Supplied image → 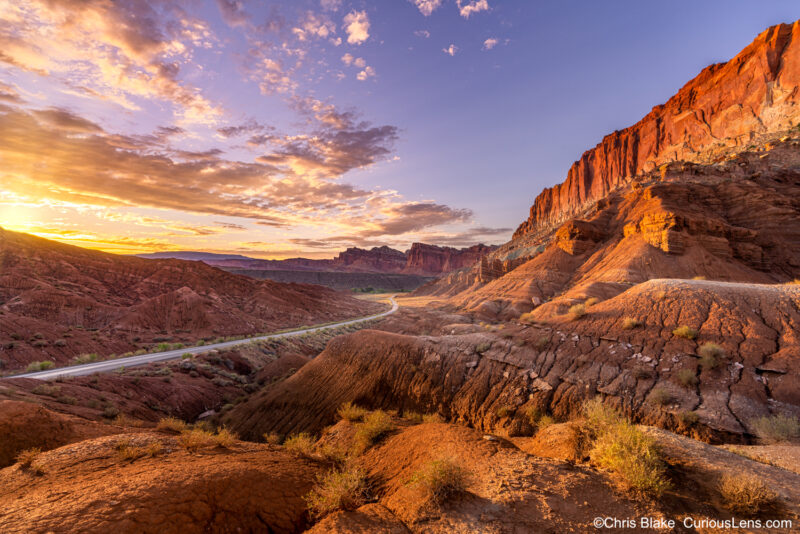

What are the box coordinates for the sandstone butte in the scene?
[515,20,800,238]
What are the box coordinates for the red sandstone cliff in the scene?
[402,243,496,275]
[515,20,800,238]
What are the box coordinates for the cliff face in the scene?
[333,246,407,273]
[515,21,800,238]
[402,243,496,276]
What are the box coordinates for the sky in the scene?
[1,1,798,259]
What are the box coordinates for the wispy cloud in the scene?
[443,44,459,56]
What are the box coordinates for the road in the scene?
[9,296,398,381]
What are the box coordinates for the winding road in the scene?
[9,296,398,381]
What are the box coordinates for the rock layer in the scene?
[515,20,800,238]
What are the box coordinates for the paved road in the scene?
[9,297,398,381]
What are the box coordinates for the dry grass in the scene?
[567,303,586,320]
[582,398,670,497]
[697,342,725,370]
[112,414,148,428]
[178,427,237,452]
[750,414,800,443]
[263,432,282,445]
[649,387,672,406]
[305,466,368,518]
[718,474,776,516]
[621,317,642,330]
[495,405,514,418]
[679,411,699,425]
[672,325,697,339]
[156,417,189,433]
[403,411,424,423]
[584,297,600,307]
[353,410,395,454]
[410,457,469,505]
[337,402,369,422]
[16,447,42,469]
[676,368,698,387]
[518,311,535,323]
[422,413,444,424]
[284,433,316,457]
[525,406,554,432]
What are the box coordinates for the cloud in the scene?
[293,11,336,42]
[411,0,443,16]
[359,203,472,237]
[320,0,342,11]
[443,44,458,56]
[457,0,489,18]
[31,108,103,133]
[0,82,24,104]
[0,103,417,235]
[483,37,498,50]
[341,53,354,66]
[215,0,249,28]
[216,121,268,139]
[356,66,376,81]
[414,30,431,38]
[343,11,370,45]
[0,0,221,124]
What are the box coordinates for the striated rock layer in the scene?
[516,20,800,238]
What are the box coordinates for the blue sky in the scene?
[1,0,798,257]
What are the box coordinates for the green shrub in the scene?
[672,326,697,339]
[305,467,367,518]
[750,414,800,443]
[73,353,98,364]
[26,361,55,372]
[410,457,469,505]
[475,342,491,354]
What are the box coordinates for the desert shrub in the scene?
[410,457,469,505]
[621,317,641,330]
[495,405,514,418]
[475,342,492,354]
[156,343,171,352]
[353,410,394,454]
[33,332,44,339]
[676,368,698,387]
[584,297,600,307]
[73,353,98,364]
[534,336,549,351]
[536,414,556,432]
[567,303,586,320]
[518,311,535,323]
[718,474,775,515]
[583,397,624,435]
[589,420,670,496]
[115,439,144,461]
[102,405,120,419]
[422,413,444,423]
[672,326,697,339]
[305,466,367,518]
[53,339,66,347]
[26,361,54,372]
[57,395,77,405]
[157,417,189,433]
[284,433,316,456]
[318,444,349,465]
[403,411,424,423]
[697,343,724,370]
[146,441,164,457]
[649,387,672,406]
[113,414,147,428]
[679,411,699,425]
[750,414,800,443]
[337,402,368,422]
[32,384,61,397]
[177,427,233,451]
[692,275,707,281]
[263,432,282,445]
[16,447,42,468]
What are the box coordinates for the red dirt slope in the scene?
[0,227,382,371]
